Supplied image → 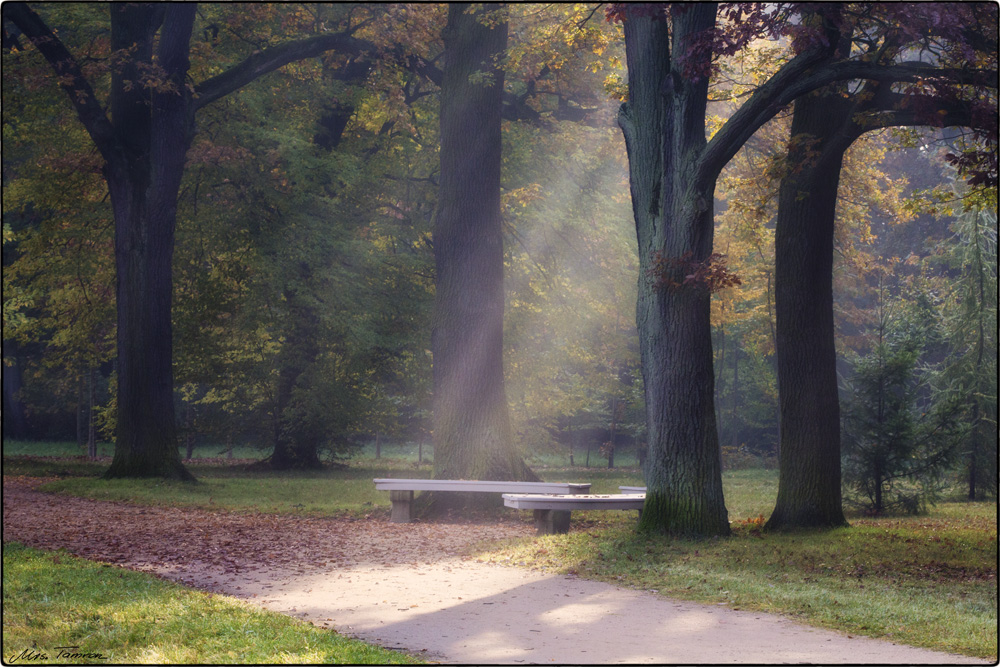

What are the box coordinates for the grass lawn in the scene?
[3,442,996,661]
[2,542,422,664]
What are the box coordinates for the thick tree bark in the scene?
[766,73,992,528]
[100,4,196,480]
[431,3,537,509]
[619,5,730,536]
[766,88,854,529]
[267,289,324,471]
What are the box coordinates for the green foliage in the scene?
[165,5,440,460]
[2,41,116,442]
[841,283,963,515]
[2,543,422,664]
[928,188,999,499]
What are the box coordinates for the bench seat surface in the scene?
[374,478,590,493]
[502,493,646,511]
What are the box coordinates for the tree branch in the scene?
[193,31,376,110]
[3,2,115,158]
[853,91,991,134]
[699,55,998,187]
[699,46,833,187]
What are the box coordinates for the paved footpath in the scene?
[159,558,987,665]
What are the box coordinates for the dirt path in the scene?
[2,477,987,664]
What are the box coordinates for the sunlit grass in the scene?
[2,542,422,664]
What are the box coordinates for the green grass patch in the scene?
[3,440,119,458]
[24,463,428,518]
[2,542,422,664]
[2,440,266,461]
[535,466,643,492]
[3,439,436,465]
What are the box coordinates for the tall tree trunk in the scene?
[268,289,324,471]
[430,3,537,507]
[874,465,884,514]
[102,4,195,481]
[967,400,979,500]
[715,318,727,407]
[767,88,852,529]
[767,271,781,459]
[619,5,730,536]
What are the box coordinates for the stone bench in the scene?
[502,493,646,534]
[373,478,591,523]
[619,486,647,494]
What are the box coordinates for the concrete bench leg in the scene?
[389,490,414,523]
[533,509,571,535]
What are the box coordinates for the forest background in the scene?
[3,3,996,512]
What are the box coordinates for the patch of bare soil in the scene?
[3,477,989,665]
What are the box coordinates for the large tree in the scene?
[2,2,380,478]
[617,4,731,535]
[431,3,538,495]
[768,4,997,529]
[613,1,996,535]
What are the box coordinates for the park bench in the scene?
[502,492,646,534]
[619,486,647,494]
[373,478,591,523]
